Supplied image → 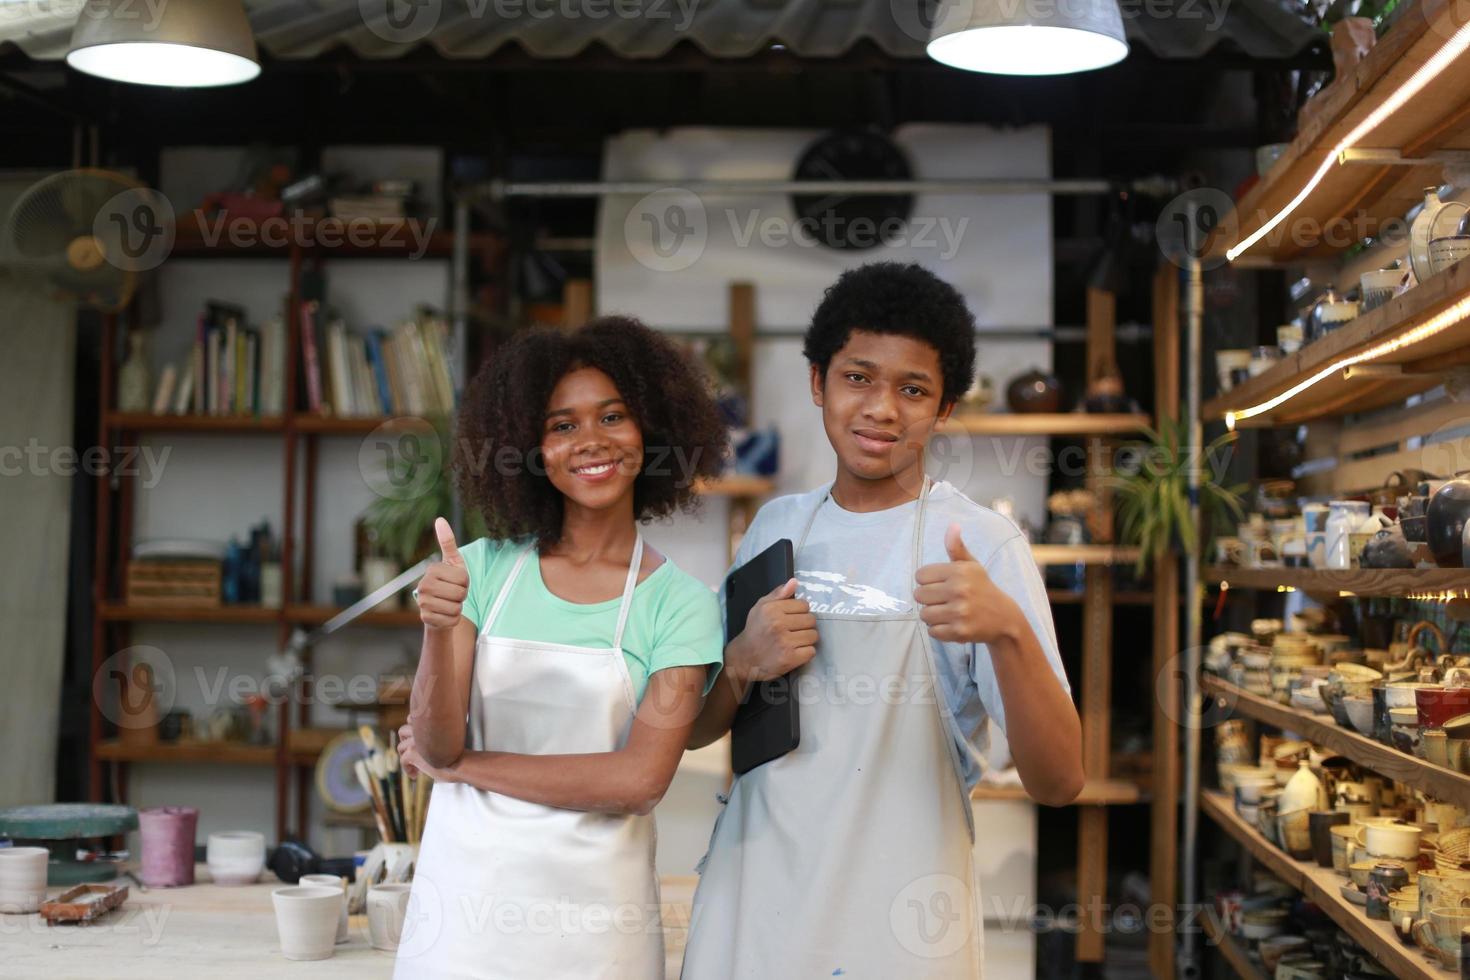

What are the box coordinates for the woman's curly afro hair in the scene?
[454,315,730,548]
[803,262,976,406]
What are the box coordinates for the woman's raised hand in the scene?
[417,517,469,632]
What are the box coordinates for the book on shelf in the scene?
[138,301,284,420]
[297,301,455,419]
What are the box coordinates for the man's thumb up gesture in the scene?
[914,523,1022,645]
[418,517,470,632]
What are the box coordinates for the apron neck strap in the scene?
[612,531,644,652]
[795,476,932,577]
[480,530,645,649]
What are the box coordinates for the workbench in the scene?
[4,865,697,977]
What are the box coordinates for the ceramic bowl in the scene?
[1350,859,1379,889]
[1259,934,1309,972]
[1239,907,1288,940]
[1360,820,1423,859]
[1418,686,1470,729]
[1387,682,1436,709]
[1343,695,1376,736]
[207,831,266,886]
[1444,712,1470,739]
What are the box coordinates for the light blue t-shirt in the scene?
[451,538,725,704]
[720,480,1070,789]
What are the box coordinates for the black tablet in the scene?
[725,538,800,775]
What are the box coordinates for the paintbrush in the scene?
[385,748,407,842]
[355,759,392,843]
[396,749,415,844]
[372,752,404,842]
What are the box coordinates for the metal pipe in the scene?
[482,176,1178,200]
[1178,209,1205,980]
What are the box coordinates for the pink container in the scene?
[139,806,198,888]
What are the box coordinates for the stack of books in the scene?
[298,302,456,418]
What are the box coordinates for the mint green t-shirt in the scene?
[450,537,724,704]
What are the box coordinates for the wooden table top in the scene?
[5,865,699,978]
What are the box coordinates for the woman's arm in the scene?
[402,665,706,816]
[409,519,476,769]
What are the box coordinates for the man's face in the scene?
[810,330,952,487]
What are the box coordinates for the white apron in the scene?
[681,479,983,979]
[395,533,665,980]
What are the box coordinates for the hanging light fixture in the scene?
[67,0,260,87]
[926,0,1129,76]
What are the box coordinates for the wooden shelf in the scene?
[1216,0,1470,265]
[1199,906,1268,980]
[695,475,775,497]
[285,604,421,628]
[1201,675,1470,809]
[105,412,286,433]
[1204,564,1470,598]
[1202,790,1452,978]
[1204,258,1470,427]
[290,413,442,434]
[943,413,1150,436]
[1031,544,1142,565]
[970,778,1146,805]
[97,602,282,624]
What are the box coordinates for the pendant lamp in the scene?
[926,0,1129,76]
[67,0,260,87]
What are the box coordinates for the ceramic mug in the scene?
[368,882,413,952]
[272,885,342,961]
[207,831,265,886]
[300,873,349,944]
[0,847,49,914]
[1368,863,1411,919]
[1416,906,1470,968]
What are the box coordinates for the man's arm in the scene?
[914,524,1084,806]
[686,578,817,749]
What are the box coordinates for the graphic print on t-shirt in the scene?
[797,568,910,614]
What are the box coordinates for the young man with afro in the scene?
[681,261,1083,980]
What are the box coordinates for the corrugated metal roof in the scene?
[0,0,1325,64]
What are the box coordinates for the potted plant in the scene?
[1107,415,1246,572]
[360,420,486,569]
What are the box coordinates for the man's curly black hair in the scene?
[454,316,730,549]
[803,262,976,406]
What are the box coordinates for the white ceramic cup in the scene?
[0,847,49,914]
[273,885,342,961]
[206,831,265,886]
[300,873,349,943]
[368,883,413,952]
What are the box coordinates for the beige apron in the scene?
[681,479,983,979]
[395,533,664,979]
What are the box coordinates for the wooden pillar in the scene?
[1075,288,1116,963]
[1149,262,1181,980]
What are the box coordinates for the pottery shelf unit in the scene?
[1212,0,1470,269]
[1201,675,1470,811]
[1203,257,1470,428]
[89,220,511,843]
[1200,790,1455,979]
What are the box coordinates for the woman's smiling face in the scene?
[541,366,645,514]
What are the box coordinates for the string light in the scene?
[1225,294,1470,424]
[1227,17,1470,262]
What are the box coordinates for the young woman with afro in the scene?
[396,315,730,979]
